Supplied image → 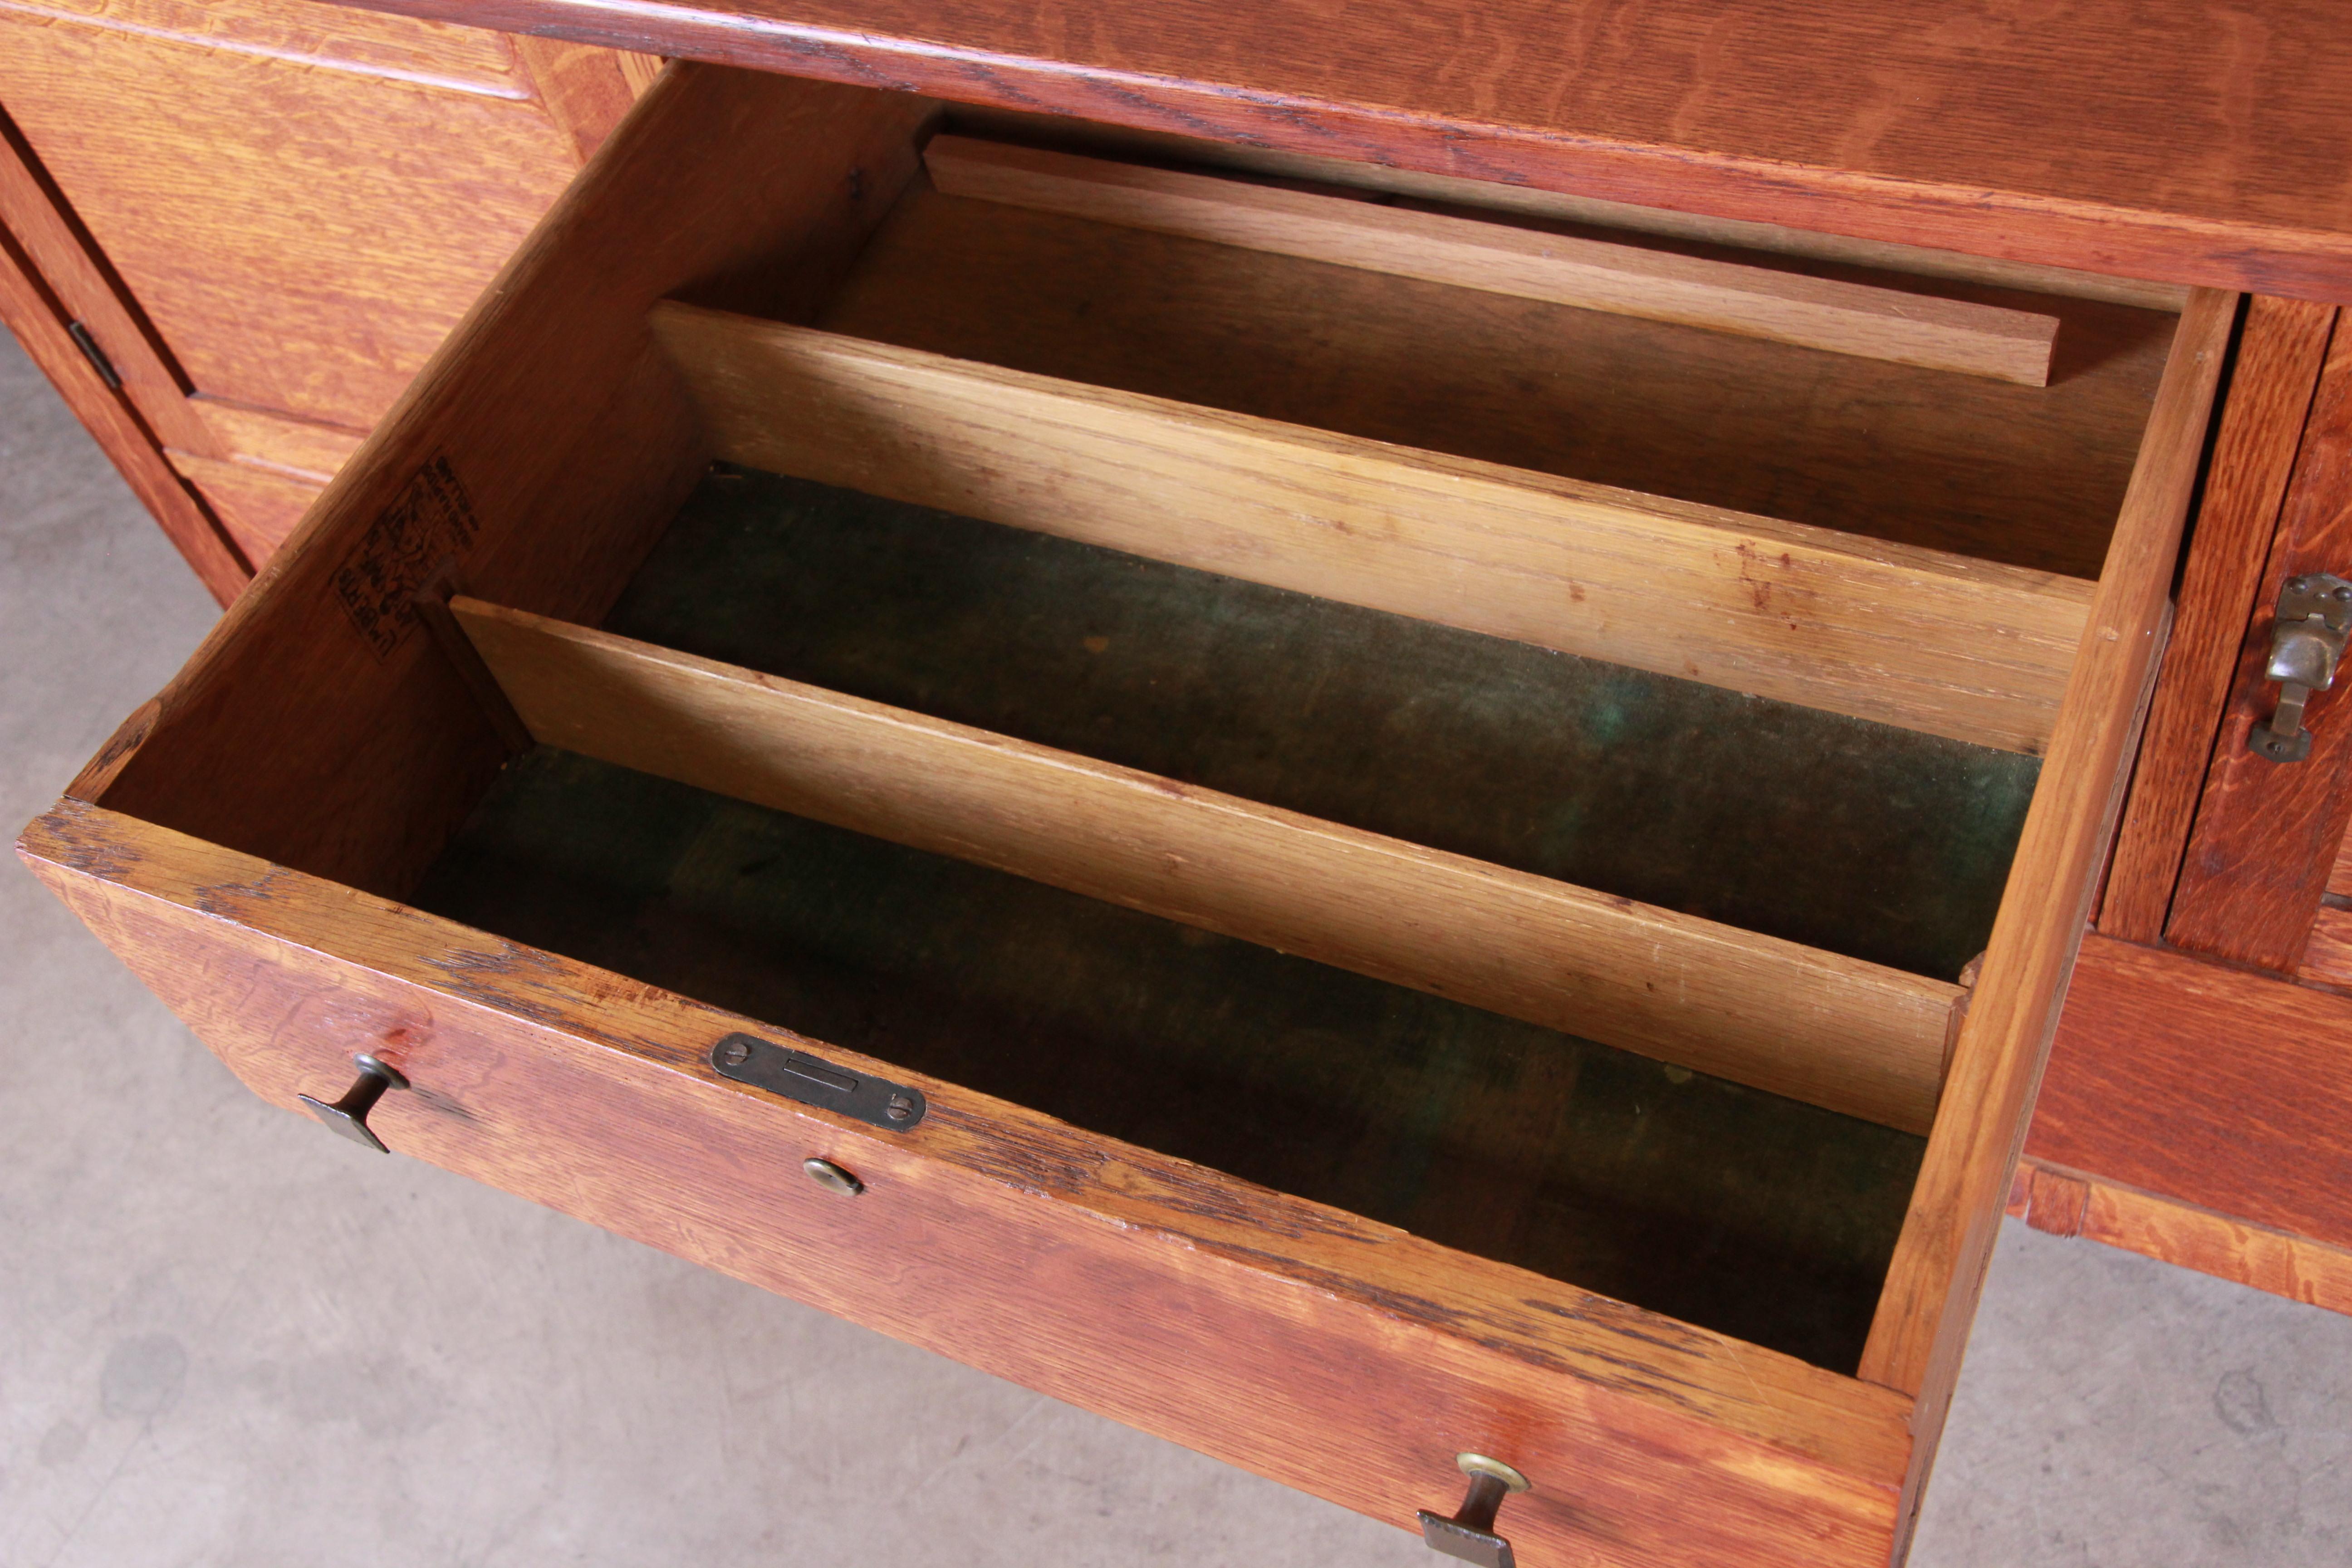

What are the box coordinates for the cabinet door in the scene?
[0,0,657,575]
[2021,299,2352,1316]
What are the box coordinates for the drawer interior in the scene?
[77,64,2218,1416]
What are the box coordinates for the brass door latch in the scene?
[2250,574,2352,764]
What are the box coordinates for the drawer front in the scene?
[22,798,1910,1568]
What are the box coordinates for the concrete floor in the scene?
[3,328,2348,1567]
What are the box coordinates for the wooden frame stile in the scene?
[2098,297,2338,941]
[0,107,249,602]
[1857,287,2236,1552]
[2166,315,2352,971]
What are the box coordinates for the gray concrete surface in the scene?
[3,328,2348,1566]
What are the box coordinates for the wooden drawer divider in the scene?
[453,597,1965,1132]
[649,303,2094,756]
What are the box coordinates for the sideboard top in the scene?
[346,0,2352,301]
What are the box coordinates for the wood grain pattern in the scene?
[20,797,1914,1568]
[167,449,324,564]
[455,598,1962,1131]
[927,137,2059,385]
[822,184,2174,582]
[0,2,588,430]
[0,0,534,95]
[2099,297,2337,941]
[2007,1155,2352,1316]
[948,107,2192,314]
[187,397,366,482]
[2332,825,2352,899]
[0,218,247,601]
[510,32,657,161]
[653,303,2094,754]
[0,103,217,456]
[2169,317,2352,971]
[91,66,935,899]
[2298,903,2352,990]
[1856,289,2232,1554]
[328,0,2352,299]
[2030,932,2352,1259]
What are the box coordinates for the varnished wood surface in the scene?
[656,303,2095,754]
[823,183,2173,581]
[0,217,248,602]
[89,66,932,897]
[20,797,1915,1568]
[167,449,325,564]
[454,597,1963,1131]
[924,136,2062,385]
[186,398,366,483]
[2030,933,2352,1260]
[951,108,2194,315]
[2100,297,2338,941]
[2168,315,2352,971]
[0,104,220,459]
[333,0,2352,300]
[2298,903,2352,992]
[1857,289,2231,1556]
[0,0,590,431]
[2007,1159,2352,1318]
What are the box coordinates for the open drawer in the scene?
[18,63,2233,1568]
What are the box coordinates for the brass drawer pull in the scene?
[297,1052,411,1153]
[1417,1453,1530,1568]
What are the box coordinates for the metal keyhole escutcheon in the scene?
[298,1052,411,1153]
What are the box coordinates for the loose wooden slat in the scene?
[823,183,2172,583]
[20,797,1914,1568]
[2099,297,2337,941]
[925,137,2060,385]
[2168,315,2352,972]
[1855,289,2233,1551]
[651,303,2093,754]
[948,108,2193,314]
[452,598,1962,1132]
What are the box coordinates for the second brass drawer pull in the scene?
[710,1032,928,1130]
